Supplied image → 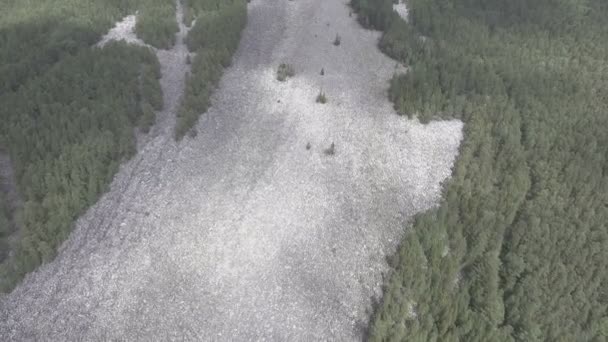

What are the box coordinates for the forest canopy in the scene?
[351,0,608,341]
[0,0,166,292]
[0,0,245,292]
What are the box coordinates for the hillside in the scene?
[0,0,461,340]
[353,0,608,340]
[1,0,605,340]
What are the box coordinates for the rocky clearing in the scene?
[0,0,462,340]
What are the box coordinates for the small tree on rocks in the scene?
[333,34,341,46]
[324,142,335,155]
[316,91,327,104]
[277,63,295,81]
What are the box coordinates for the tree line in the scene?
[0,0,247,292]
[351,0,608,340]
[175,0,247,139]
[0,0,164,292]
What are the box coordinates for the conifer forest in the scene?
[0,0,606,340]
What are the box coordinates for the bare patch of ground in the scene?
[393,1,409,22]
[0,0,462,340]
[96,14,147,48]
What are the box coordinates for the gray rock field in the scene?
[0,0,462,340]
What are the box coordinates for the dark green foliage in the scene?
[139,101,157,133]
[316,91,327,104]
[181,0,229,26]
[0,0,163,292]
[175,49,226,139]
[350,0,396,30]
[361,0,608,340]
[135,0,179,49]
[0,0,172,92]
[0,192,10,262]
[277,63,296,82]
[175,0,247,140]
[140,63,164,110]
[185,1,246,53]
[0,43,161,292]
[0,198,8,236]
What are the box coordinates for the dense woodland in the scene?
[0,192,10,262]
[0,0,243,292]
[352,0,608,340]
[135,0,180,49]
[0,0,166,291]
[175,0,247,139]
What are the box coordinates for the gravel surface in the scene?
[0,0,462,340]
